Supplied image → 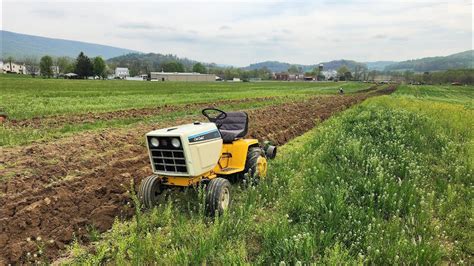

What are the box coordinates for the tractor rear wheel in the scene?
[245,147,267,184]
[206,178,231,216]
[138,175,162,209]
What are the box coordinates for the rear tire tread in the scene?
[245,147,265,184]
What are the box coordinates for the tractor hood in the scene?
[145,122,223,177]
[146,122,220,142]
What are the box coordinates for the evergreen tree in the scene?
[74,52,93,79]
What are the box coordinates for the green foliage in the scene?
[68,90,472,264]
[106,52,197,75]
[159,61,185,72]
[337,65,352,80]
[92,56,107,78]
[74,52,93,78]
[39,55,53,77]
[383,69,474,84]
[55,56,74,74]
[288,65,301,74]
[192,63,207,74]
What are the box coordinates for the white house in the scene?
[115,67,130,79]
[3,62,27,74]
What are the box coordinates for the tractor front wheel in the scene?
[138,175,163,209]
[206,178,231,216]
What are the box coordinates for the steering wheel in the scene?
[202,108,227,123]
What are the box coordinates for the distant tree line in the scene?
[5,52,108,79]
[5,52,472,84]
[387,69,474,84]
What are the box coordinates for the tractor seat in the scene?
[216,112,249,143]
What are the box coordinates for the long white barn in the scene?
[150,72,215,82]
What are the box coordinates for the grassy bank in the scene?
[66,87,472,264]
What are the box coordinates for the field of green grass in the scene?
[0,75,373,147]
[66,85,473,264]
[0,75,366,120]
[394,84,474,108]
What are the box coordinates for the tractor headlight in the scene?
[150,137,159,147]
[171,138,181,148]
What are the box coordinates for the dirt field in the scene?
[0,85,396,263]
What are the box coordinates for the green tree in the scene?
[92,56,107,79]
[159,61,185,72]
[74,52,93,79]
[337,65,350,78]
[40,55,54,77]
[337,65,353,81]
[56,56,73,74]
[192,63,207,74]
[288,65,300,74]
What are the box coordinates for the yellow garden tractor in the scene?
[138,108,277,215]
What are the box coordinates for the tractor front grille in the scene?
[148,137,187,174]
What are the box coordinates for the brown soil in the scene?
[355,84,379,94]
[6,96,280,129]
[0,85,396,263]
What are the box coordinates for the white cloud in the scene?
[2,0,472,66]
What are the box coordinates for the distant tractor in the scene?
[139,108,277,215]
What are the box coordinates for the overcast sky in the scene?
[2,0,473,66]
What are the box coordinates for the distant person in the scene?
[339,87,344,94]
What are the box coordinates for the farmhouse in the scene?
[3,62,27,74]
[115,67,130,79]
[274,73,289,80]
[150,72,215,82]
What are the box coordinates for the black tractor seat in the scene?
[216,112,249,143]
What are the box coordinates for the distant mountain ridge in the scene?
[364,61,397,71]
[0,30,137,59]
[383,50,473,72]
[1,31,471,73]
[244,50,473,73]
